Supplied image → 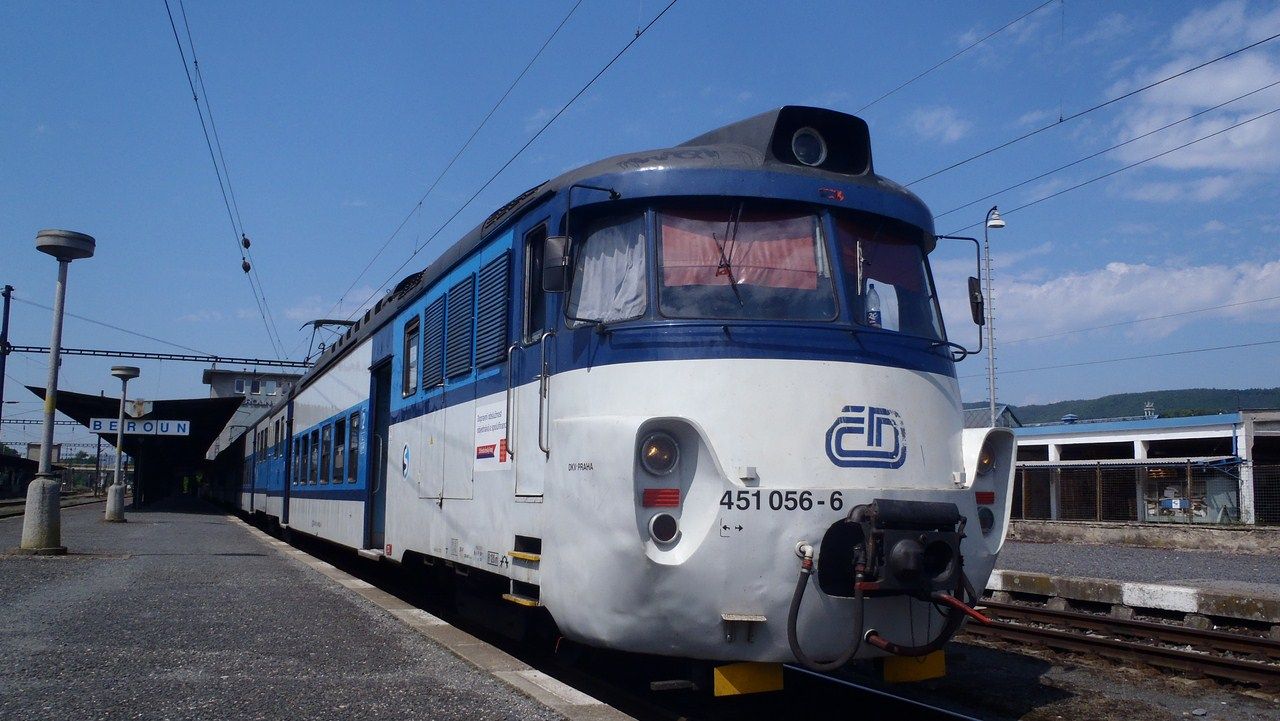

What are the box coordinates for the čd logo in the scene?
[825,405,907,469]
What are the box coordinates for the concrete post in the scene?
[1134,440,1149,522]
[1238,416,1256,525]
[105,367,138,523]
[1048,443,1062,520]
[18,230,94,555]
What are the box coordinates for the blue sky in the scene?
[3,1,1279,449]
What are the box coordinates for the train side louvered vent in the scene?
[422,296,445,389]
[445,275,475,378]
[475,252,510,369]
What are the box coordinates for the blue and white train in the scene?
[226,106,1017,682]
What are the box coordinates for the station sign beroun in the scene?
[89,418,190,436]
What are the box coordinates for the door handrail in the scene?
[505,342,520,459]
[538,330,554,456]
[372,433,384,494]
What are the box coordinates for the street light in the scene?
[104,366,139,523]
[984,207,1005,428]
[18,229,95,555]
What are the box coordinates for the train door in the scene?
[512,222,551,497]
[369,361,391,550]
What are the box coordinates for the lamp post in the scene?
[104,366,139,523]
[18,229,95,555]
[984,207,1005,428]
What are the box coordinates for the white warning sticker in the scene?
[473,400,510,473]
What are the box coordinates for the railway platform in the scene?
[0,498,620,721]
[992,540,1280,635]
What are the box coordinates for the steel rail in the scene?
[967,617,1280,686]
[981,600,1280,660]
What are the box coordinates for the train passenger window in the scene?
[567,214,647,324]
[523,225,547,342]
[402,317,420,396]
[291,438,299,485]
[333,417,346,483]
[835,216,943,341]
[320,426,332,483]
[309,430,320,484]
[422,297,445,390]
[272,420,280,457]
[347,412,360,483]
[445,275,476,378]
[658,207,835,320]
[475,252,510,368]
[299,433,309,485]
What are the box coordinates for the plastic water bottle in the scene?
[866,283,882,328]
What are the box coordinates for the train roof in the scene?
[296,105,933,389]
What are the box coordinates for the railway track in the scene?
[967,599,1280,687]
[272,518,975,720]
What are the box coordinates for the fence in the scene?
[1011,461,1280,527]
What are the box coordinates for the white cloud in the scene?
[1074,12,1135,47]
[178,310,224,323]
[1016,108,1055,127]
[284,286,378,322]
[1201,219,1228,233]
[1105,2,1280,174]
[1120,175,1239,203]
[909,106,972,144]
[962,259,1280,344]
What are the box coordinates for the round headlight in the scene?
[791,127,828,167]
[976,446,995,476]
[639,431,679,476]
[649,512,679,544]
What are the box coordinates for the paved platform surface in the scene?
[0,499,563,721]
[999,540,1280,587]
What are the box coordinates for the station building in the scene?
[1008,411,1280,527]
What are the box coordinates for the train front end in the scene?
[537,106,1018,682]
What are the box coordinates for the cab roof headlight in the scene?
[639,431,679,476]
[791,127,828,167]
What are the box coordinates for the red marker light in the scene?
[974,491,996,505]
[642,488,680,507]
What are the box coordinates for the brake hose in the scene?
[786,544,866,671]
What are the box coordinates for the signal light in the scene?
[976,446,995,475]
[974,491,996,505]
[639,431,679,476]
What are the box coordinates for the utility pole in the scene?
[0,285,13,427]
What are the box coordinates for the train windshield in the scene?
[657,207,837,320]
[834,214,944,341]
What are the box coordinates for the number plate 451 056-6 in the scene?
[718,490,844,512]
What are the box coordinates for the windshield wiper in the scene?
[713,202,745,307]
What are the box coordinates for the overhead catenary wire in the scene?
[944,104,1280,234]
[162,0,285,359]
[960,338,1280,379]
[10,294,214,356]
[328,0,587,318]
[907,30,1280,187]
[856,0,1057,114]
[933,78,1280,220]
[343,0,681,323]
[178,0,287,357]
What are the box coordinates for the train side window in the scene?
[299,433,310,485]
[567,213,647,324]
[475,252,510,368]
[347,412,361,483]
[402,317,420,396]
[320,426,332,484]
[333,417,346,484]
[291,436,299,485]
[309,430,320,484]
[272,419,280,457]
[523,225,547,342]
[445,275,476,378]
[422,297,445,390]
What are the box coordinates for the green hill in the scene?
[1008,388,1280,425]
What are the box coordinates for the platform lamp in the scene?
[984,207,1005,428]
[104,366,139,523]
[18,229,95,555]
